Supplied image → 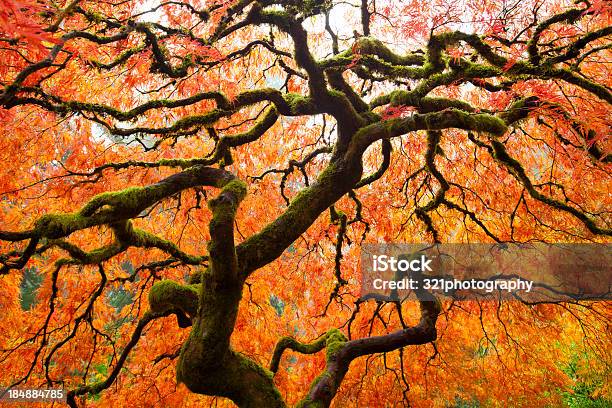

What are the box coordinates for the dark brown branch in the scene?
[67,310,172,407]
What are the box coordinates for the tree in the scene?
[0,0,610,406]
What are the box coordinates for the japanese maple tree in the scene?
[0,0,610,407]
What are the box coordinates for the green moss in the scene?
[259,10,292,31]
[79,186,146,217]
[188,268,205,284]
[207,179,247,238]
[236,352,275,381]
[179,54,195,69]
[221,179,247,202]
[463,63,500,78]
[90,45,146,71]
[329,206,345,224]
[356,37,390,58]
[388,89,415,106]
[413,70,457,97]
[283,93,316,114]
[171,110,223,130]
[178,348,286,406]
[296,372,333,408]
[468,114,507,135]
[35,213,91,239]
[499,96,540,124]
[383,117,408,135]
[148,280,200,316]
[89,11,105,23]
[83,242,123,264]
[418,109,507,136]
[420,97,475,113]
[361,110,381,123]
[325,328,347,361]
[233,88,273,106]
[298,0,332,15]
[296,398,325,408]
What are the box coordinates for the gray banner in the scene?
[360,243,611,302]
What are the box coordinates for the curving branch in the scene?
[269,332,331,373]
[66,310,173,408]
[0,166,234,274]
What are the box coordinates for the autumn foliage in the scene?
[0,0,610,407]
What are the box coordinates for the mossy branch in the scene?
[319,37,425,71]
[298,299,439,407]
[207,179,247,281]
[0,166,234,274]
[148,280,200,316]
[269,332,332,373]
[353,138,391,188]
